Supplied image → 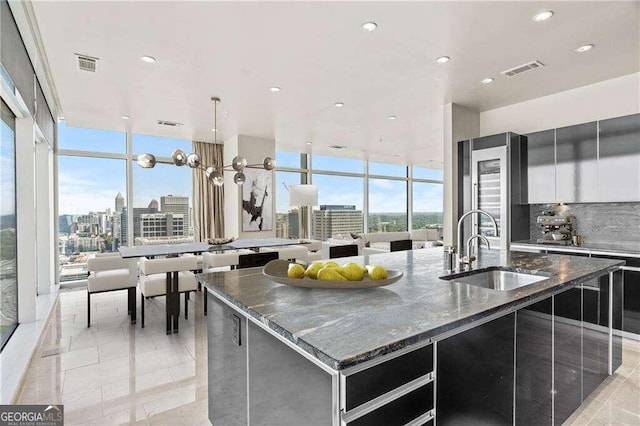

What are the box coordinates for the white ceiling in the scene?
[32,1,639,167]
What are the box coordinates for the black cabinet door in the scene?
[555,122,598,203]
[624,259,640,334]
[516,299,553,425]
[553,287,583,424]
[525,129,556,204]
[582,278,610,400]
[598,113,640,202]
[437,314,515,425]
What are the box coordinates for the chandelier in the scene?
[136,97,275,186]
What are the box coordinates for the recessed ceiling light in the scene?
[306,141,312,145]
[532,11,553,22]
[58,116,65,121]
[224,111,229,115]
[334,102,345,108]
[362,22,378,32]
[436,56,451,64]
[140,55,157,63]
[211,128,218,132]
[121,115,130,120]
[388,115,397,120]
[482,78,494,84]
[576,44,594,53]
[269,86,281,92]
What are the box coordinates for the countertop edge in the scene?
[511,242,640,258]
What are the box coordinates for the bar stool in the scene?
[139,256,198,334]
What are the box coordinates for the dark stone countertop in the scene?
[512,240,640,258]
[197,248,623,370]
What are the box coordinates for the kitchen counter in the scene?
[512,239,640,258]
[198,248,623,370]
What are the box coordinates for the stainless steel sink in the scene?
[440,267,549,291]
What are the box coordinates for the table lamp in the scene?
[288,184,318,240]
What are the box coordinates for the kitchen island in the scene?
[198,248,624,426]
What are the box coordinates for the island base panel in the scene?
[436,313,515,426]
[207,293,333,426]
[207,294,248,425]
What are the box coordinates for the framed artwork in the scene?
[241,168,273,232]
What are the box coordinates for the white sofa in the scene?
[321,229,441,257]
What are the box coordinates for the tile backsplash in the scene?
[529,203,640,244]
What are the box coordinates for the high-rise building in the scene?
[160,195,190,235]
[133,206,159,239]
[115,192,125,213]
[312,205,363,241]
[139,213,185,238]
[148,199,159,210]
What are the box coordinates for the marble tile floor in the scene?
[566,338,640,425]
[15,287,209,425]
[13,286,640,425]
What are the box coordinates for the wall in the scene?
[443,103,479,246]
[529,203,640,245]
[223,135,276,239]
[480,73,640,136]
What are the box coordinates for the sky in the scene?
[1,119,16,216]
[56,124,443,216]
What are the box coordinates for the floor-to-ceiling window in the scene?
[412,166,444,239]
[57,123,127,282]
[275,151,443,242]
[57,124,194,282]
[274,151,307,238]
[368,162,408,233]
[0,100,17,350]
[311,155,365,240]
[132,134,193,245]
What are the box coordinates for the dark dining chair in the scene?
[238,251,279,269]
[329,244,358,259]
[390,239,413,252]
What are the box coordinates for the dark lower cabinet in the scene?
[516,299,553,425]
[553,286,583,424]
[623,259,640,334]
[437,314,515,426]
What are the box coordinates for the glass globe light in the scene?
[171,149,188,166]
[186,153,201,168]
[231,156,247,171]
[234,172,246,185]
[211,170,224,187]
[205,165,217,179]
[263,157,275,170]
[136,153,156,168]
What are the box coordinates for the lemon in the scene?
[287,263,305,279]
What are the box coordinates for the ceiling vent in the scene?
[75,54,98,72]
[329,144,347,149]
[157,120,184,127]
[500,60,545,77]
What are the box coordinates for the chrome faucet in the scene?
[461,234,490,271]
[456,209,498,271]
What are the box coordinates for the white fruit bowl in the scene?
[262,260,403,289]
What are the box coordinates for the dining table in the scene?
[118,237,309,334]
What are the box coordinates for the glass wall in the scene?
[312,174,364,240]
[132,134,193,245]
[57,155,126,282]
[276,152,443,242]
[368,178,407,232]
[275,171,306,238]
[1,100,17,350]
[57,124,195,282]
[412,182,444,236]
